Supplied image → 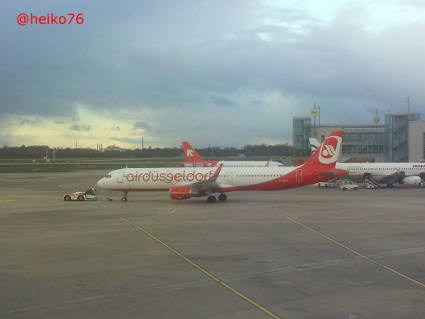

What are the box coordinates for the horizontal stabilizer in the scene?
[315,170,340,176]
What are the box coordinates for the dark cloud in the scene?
[132,121,153,133]
[70,124,91,131]
[3,1,424,118]
[19,118,43,126]
[252,99,269,106]
[212,97,238,107]
[1,0,425,148]
[111,126,121,131]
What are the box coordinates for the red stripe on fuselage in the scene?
[106,188,169,192]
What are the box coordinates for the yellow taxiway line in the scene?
[120,214,281,319]
[286,216,425,289]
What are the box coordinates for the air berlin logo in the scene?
[323,145,335,157]
[186,150,194,157]
[318,136,341,164]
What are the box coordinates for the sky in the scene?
[1,0,424,149]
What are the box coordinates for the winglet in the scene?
[212,163,223,178]
[182,142,207,163]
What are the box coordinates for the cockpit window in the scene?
[105,174,112,178]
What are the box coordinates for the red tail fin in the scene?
[302,131,343,169]
[182,142,207,163]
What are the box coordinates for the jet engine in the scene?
[401,176,421,185]
[169,187,207,200]
[169,186,192,200]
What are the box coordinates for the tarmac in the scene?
[1,170,425,319]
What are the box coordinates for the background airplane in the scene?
[309,138,424,187]
[97,131,347,203]
[182,142,284,167]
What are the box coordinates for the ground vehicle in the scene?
[63,188,97,201]
[340,180,358,191]
[315,180,337,187]
[364,180,380,189]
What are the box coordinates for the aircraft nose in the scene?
[97,178,106,189]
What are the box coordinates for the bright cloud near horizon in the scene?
[1,0,424,149]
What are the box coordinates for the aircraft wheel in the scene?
[122,197,127,202]
[218,194,227,202]
[207,196,216,203]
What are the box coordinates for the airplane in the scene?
[309,138,424,188]
[182,142,284,167]
[97,131,347,203]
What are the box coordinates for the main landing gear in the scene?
[207,193,227,203]
[122,191,128,202]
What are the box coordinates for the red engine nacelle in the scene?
[169,186,192,200]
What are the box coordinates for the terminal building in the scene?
[293,112,425,162]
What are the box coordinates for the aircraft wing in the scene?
[179,164,224,191]
[379,171,405,184]
[389,171,405,182]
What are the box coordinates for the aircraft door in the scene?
[296,169,303,182]
[117,170,124,183]
[227,171,233,182]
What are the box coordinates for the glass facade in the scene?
[385,113,419,162]
[292,117,311,157]
[342,129,385,157]
[293,112,421,162]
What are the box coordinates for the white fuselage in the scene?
[337,162,425,183]
[309,137,424,184]
[197,161,284,168]
[98,166,296,192]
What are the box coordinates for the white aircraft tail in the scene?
[309,138,321,155]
